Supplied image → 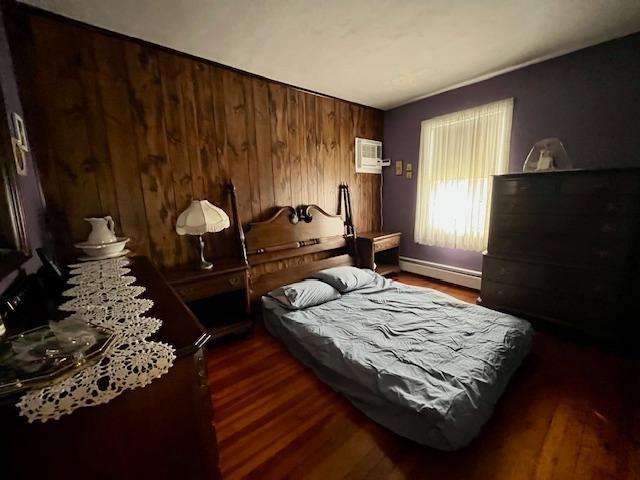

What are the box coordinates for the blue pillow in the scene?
[268,279,341,310]
[313,266,377,293]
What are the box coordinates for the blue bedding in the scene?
[262,274,533,450]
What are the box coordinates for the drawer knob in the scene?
[228,277,240,286]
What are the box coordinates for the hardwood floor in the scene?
[206,273,639,480]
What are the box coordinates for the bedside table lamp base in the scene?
[198,235,213,270]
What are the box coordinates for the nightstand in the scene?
[163,257,252,340]
[357,231,402,276]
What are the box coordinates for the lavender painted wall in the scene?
[382,32,640,272]
[0,6,46,293]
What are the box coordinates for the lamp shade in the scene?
[176,200,230,235]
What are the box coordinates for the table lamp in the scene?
[176,200,230,270]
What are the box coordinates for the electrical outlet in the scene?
[395,160,403,175]
[406,171,413,180]
[406,163,413,172]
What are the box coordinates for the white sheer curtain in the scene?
[414,98,513,251]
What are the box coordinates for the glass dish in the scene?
[0,316,116,397]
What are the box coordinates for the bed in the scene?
[245,199,533,451]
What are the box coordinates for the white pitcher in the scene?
[84,216,117,244]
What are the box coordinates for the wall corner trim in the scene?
[399,256,481,290]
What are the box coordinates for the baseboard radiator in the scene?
[398,256,481,290]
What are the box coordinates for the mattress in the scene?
[261,274,533,450]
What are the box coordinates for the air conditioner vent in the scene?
[355,138,382,174]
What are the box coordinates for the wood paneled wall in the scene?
[17,13,382,270]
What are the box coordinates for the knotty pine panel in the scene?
[18,13,383,270]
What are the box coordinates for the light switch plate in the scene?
[395,160,403,175]
[406,163,413,172]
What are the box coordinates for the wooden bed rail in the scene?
[247,235,351,266]
[247,234,352,256]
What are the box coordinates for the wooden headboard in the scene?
[245,203,356,300]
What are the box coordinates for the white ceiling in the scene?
[20,0,640,109]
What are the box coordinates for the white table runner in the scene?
[17,257,176,423]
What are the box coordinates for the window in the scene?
[414,98,513,251]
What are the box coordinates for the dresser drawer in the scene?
[489,214,636,240]
[481,279,556,317]
[494,172,640,197]
[480,279,624,341]
[482,255,626,300]
[494,176,559,196]
[488,233,631,268]
[493,193,640,217]
[481,279,589,324]
[374,235,400,252]
[173,271,246,303]
[559,173,640,196]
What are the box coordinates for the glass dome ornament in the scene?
[523,138,571,172]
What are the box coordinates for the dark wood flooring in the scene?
[206,273,639,480]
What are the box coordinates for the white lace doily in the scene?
[17,257,176,423]
[68,257,131,274]
[66,269,132,285]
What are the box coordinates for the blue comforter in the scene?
[262,275,533,450]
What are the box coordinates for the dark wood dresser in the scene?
[479,168,640,346]
[1,257,221,480]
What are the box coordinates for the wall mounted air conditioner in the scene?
[355,138,383,174]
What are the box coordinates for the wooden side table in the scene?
[163,257,253,340]
[357,231,402,276]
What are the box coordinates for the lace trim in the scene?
[17,258,176,423]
